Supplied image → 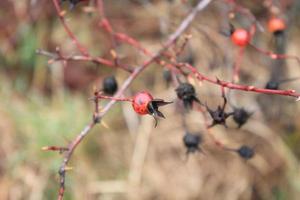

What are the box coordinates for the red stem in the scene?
[250,43,300,65]
[52,0,89,56]
[232,47,245,83]
[96,95,133,102]
[179,63,300,98]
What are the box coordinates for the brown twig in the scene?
[36,49,133,73]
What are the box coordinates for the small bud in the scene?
[237,145,254,160]
[265,81,279,90]
[183,132,202,154]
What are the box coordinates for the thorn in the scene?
[110,49,117,59]
[48,59,55,64]
[233,74,239,83]
[41,146,69,152]
[93,85,97,93]
[59,10,66,17]
[184,34,192,39]
[101,120,110,129]
[159,60,166,65]
[64,166,73,171]
[215,77,221,84]
[187,76,196,85]
[41,146,50,151]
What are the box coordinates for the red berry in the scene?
[268,17,286,33]
[231,29,250,47]
[132,92,153,115]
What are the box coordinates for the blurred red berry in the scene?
[231,29,250,47]
[268,17,286,34]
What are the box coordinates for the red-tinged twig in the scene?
[36,49,133,73]
[114,33,153,57]
[42,146,69,153]
[93,89,100,123]
[177,63,300,98]
[52,0,89,56]
[223,0,264,32]
[174,34,192,58]
[97,0,153,57]
[51,0,134,72]
[232,46,245,83]
[55,1,212,199]
[96,0,121,66]
[95,94,133,102]
[249,43,300,65]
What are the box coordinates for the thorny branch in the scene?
[54,0,213,199]
[178,63,300,99]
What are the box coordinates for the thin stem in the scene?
[250,43,300,65]
[96,95,133,102]
[36,49,133,73]
[232,47,245,83]
[52,0,89,56]
[178,63,300,98]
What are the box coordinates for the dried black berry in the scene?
[206,95,233,128]
[237,145,254,159]
[183,132,202,154]
[102,76,118,95]
[206,105,232,128]
[265,81,279,90]
[176,83,201,109]
[233,107,251,128]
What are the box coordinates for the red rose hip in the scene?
[268,17,286,34]
[231,29,250,47]
[132,92,153,115]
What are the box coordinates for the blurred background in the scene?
[1,0,300,199]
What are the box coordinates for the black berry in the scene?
[183,132,202,154]
[176,83,201,109]
[265,81,279,90]
[206,95,233,128]
[237,145,254,160]
[265,77,300,90]
[102,76,118,95]
[233,107,251,128]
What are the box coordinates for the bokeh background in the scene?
[1,0,300,199]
